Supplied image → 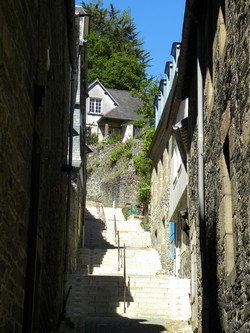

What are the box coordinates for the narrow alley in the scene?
[62,202,192,333]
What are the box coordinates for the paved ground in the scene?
[84,317,193,333]
[60,318,193,333]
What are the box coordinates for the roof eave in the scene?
[148,74,180,159]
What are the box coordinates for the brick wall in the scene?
[0,1,74,331]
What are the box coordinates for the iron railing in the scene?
[123,243,126,313]
[117,231,121,271]
[96,202,107,229]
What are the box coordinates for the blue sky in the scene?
[76,0,186,78]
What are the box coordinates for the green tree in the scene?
[82,1,160,211]
[132,79,159,128]
[83,1,150,90]
[134,128,155,207]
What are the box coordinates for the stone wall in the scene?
[184,0,250,331]
[149,149,173,274]
[203,1,250,332]
[0,1,75,331]
[86,141,142,208]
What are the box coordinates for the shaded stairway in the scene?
[62,202,192,333]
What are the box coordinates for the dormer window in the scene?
[89,98,102,114]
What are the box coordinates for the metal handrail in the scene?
[123,243,126,313]
[100,204,107,229]
[96,202,107,229]
[114,215,117,244]
[117,231,120,271]
[56,285,72,331]
[113,215,127,313]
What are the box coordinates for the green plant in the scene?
[140,215,150,231]
[134,152,151,176]
[136,179,151,206]
[109,140,134,165]
[122,206,130,220]
[109,145,122,165]
[87,164,94,174]
[96,142,105,150]
[86,132,99,145]
[106,132,122,144]
[133,128,155,208]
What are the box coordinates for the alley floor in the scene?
[60,202,193,333]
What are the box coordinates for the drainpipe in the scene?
[64,68,75,273]
[197,27,209,333]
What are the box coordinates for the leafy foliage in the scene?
[106,132,122,144]
[83,1,150,90]
[109,140,134,166]
[130,79,159,132]
[134,128,155,207]
[82,1,160,211]
[86,132,99,145]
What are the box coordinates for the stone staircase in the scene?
[62,202,192,333]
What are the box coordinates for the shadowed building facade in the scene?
[149,0,250,332]
[0,2,88,332]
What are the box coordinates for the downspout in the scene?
[197,27,209,333]
[64,68,75,274]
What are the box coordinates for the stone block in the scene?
[241,302,250,321]
[219,195,233,237]
[220,102,231,144]
[224,233,236,278]
[230,171,239,215]
[2,23,15,65]
[228,123,236,160]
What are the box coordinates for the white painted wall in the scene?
[122,124,134,142]
[72,108,81,167]
[86,83,117,140]
[168,99,188,220]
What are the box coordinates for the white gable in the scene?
[86,80,119,139]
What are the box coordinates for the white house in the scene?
[86,79,143,142]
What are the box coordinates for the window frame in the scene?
[89,98,102,115]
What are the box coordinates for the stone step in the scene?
[65,204,192,329]
[102,232,151,246]
[66,274,189,288]
[69,303,189,320]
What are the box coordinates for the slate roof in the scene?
[100,89,143,123]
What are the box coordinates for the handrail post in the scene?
[100,204,107,229]
[96,202,100,215]
[118,231,120,271]
[123,243,126,313]
[114,215,117,244]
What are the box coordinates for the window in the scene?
[89,98,102,114]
